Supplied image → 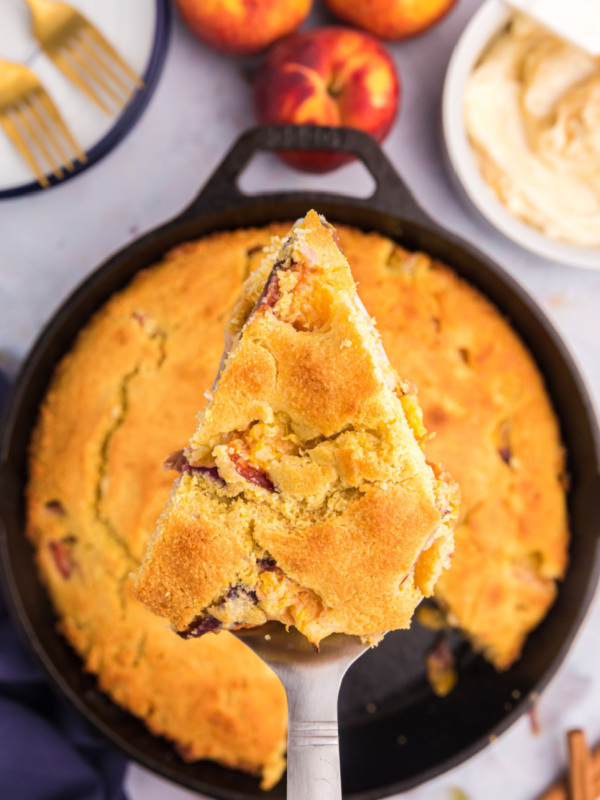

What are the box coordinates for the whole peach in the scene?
[175,0,312,56]
[253,27,400,172]
[324,0,459,40]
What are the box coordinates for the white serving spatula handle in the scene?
[508,0,600,55]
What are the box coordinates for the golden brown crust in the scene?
[134,212,458,644]
[26,218,569,786]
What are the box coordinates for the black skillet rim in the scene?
[1,126,599,800]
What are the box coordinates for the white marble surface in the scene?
[1,1,599,798]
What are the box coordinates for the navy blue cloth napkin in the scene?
[0,370,129,800]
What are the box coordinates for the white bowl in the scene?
[442,0,600,270]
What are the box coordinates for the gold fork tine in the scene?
[63,38,128,109]
[36,90,87,165]
[22,0,143,115]
[27,94,74,171]
[0,112,49,187]
[45,45,111,113]
[82,25,143,90]
[0,56,84,187]
[14,104,64,180]
[76,31,135,98]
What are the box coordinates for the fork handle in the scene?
[276,666,347,800]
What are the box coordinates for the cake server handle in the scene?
[282,667,345,800]
[233,622,369,799]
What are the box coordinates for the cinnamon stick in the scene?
[568,731,594,800]
[537,734,600,800]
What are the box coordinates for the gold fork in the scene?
[0,58,86,187]
[23,0,144,114]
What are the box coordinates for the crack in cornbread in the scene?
[26,219,569,788]
[94,364,143,565]
[134,212,459,646]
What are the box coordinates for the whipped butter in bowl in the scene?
[466,13,600,246]
[443,0,600,268]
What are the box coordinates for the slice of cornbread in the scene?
[134,210,459,646]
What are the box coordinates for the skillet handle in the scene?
[178,125,432,226]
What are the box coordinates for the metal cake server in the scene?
[234,622,370,800]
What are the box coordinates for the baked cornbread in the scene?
[134,211,459,645]
[26,221,568,787]
[341,228,568,668]
[26,227,290,788]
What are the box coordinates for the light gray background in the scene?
[1,1,599,798]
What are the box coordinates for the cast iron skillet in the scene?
[1,126,600,800]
